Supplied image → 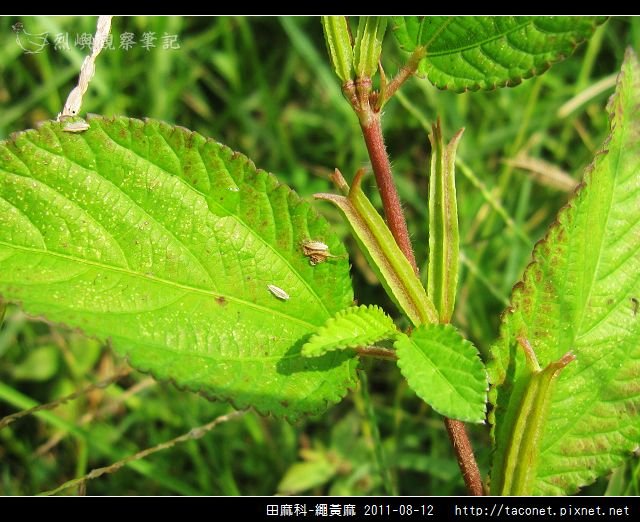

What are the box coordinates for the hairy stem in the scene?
[358,92,484,497]
[445,418,484,495]
[360,113,418,272]
[341,43,483,494]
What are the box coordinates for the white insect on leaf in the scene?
[267,284,290,301]
[62,120,90,133]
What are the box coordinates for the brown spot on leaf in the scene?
[215,296,227,306]
[544,281,555,296]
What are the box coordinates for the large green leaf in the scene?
[391,17,606,92]
[0,115,357,420]
[489,49,640,495]
[395,324,487,423]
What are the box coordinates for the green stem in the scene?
[379,46,426,108]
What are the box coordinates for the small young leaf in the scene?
[394,324,487,423]
[316,170,438,327]
[321,16,354,84]
[427,122,463,323]
[0,116,357,421]
[391,17,606,92]
[489,48,640,495]
[353,17,387,79]
[302,304,397,357]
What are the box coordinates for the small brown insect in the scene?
[632,297,639,316]
[301,239,340,266]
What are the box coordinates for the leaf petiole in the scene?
[315,169,438,326]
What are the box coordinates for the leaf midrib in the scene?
[7,122,333,319]
[114,332,301,363]
[403,335,478,404]
[424,18,533,57]
[89,121,332,318]
[538,86,637,459]
[0,240,316,330]
[575,124,622,339]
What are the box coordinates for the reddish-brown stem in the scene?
[445,418,484,495]
[356,90,484,497]
[360,113,418,273]
[343,50,484,495]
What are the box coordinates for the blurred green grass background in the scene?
[1,16,639,495]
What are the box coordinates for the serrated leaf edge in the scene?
[301,304,397,357]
